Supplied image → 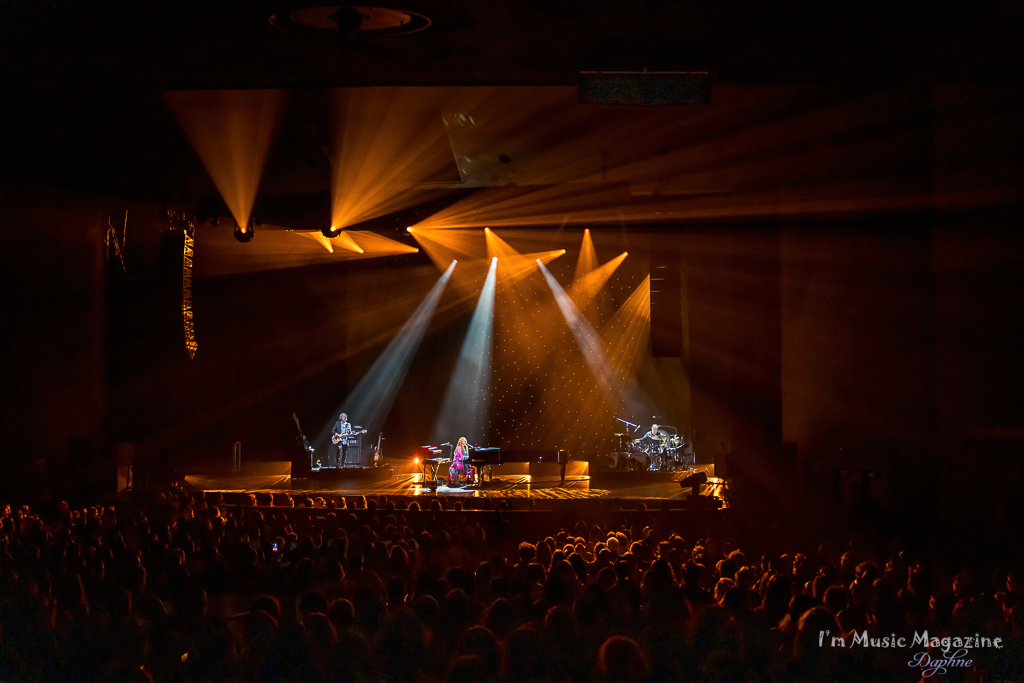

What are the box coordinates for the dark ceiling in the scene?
[2,0,1023,89]
[1,2,1022,227]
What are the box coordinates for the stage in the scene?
[181,461,726,506]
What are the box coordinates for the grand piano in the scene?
[417,445,572,486]
[469,448,571,485]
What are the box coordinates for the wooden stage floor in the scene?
[183,463,726,505]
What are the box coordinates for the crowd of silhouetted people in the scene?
[1,487,1022,682]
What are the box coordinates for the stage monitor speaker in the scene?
[579,71,712,106]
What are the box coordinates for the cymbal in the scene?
[613,432,625,436]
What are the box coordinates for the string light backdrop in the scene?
[483,229,656,459]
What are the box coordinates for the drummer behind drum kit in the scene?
[608,424,695,472]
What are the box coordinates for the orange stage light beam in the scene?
[573,229,597,283]
[164,89,288,230]
[406,228,510,324]
[570,251,627,311]
[409,228,488,272]
[295,231,335,253]
[401,87,1024,229]
[293,229,419,259]
[484,228,565,282]
[332,231,364,254]
[498,247,566,283]
[346,231,419,256]
[601,275,652,377]
[329,88,469,229]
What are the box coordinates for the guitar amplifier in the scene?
[344,435,363,465]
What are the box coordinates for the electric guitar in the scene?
[372,432,384,465]
[332,428,367,444]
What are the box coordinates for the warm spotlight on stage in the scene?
[539,260,651,416]
[570,250,628,310]
[485,228,566,282]
[165,89,288,232]
[314,224,364,253]
[345,231,418,256]
[328,88,464,230]
[538,260,616,395]
[234,219,255,243]
[332,231,365,254]
[573,228,598,282]
[408,228,488,272]
[431,255,498,444]
[602,275,652,376]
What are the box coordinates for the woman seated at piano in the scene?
[448,437,474,487]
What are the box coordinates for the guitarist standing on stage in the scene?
[331,412,353,466]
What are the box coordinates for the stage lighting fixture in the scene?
[234,218,255,243]
[680,470,708,496]
[322,223,343,238]
[332,6,367,33]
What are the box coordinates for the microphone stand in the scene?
[614,417,639,430]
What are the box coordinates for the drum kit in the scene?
[611,427,693,472]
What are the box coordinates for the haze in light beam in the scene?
[484,228,566,282]
[319,260,456,446]
[573,229,597,282]
[539,261,654,420]
[332,231,364,254]
[431,257,498,444]
[347,231,419,256]
[570,251,627,311]
[405,88,1023,228]
[329,88,466,229]
[165,90,288,230]
[601,275,652,377]
[295,231,335,253]
[292,230,417,257]
[409,228,489,272]
[539,262,618,407]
